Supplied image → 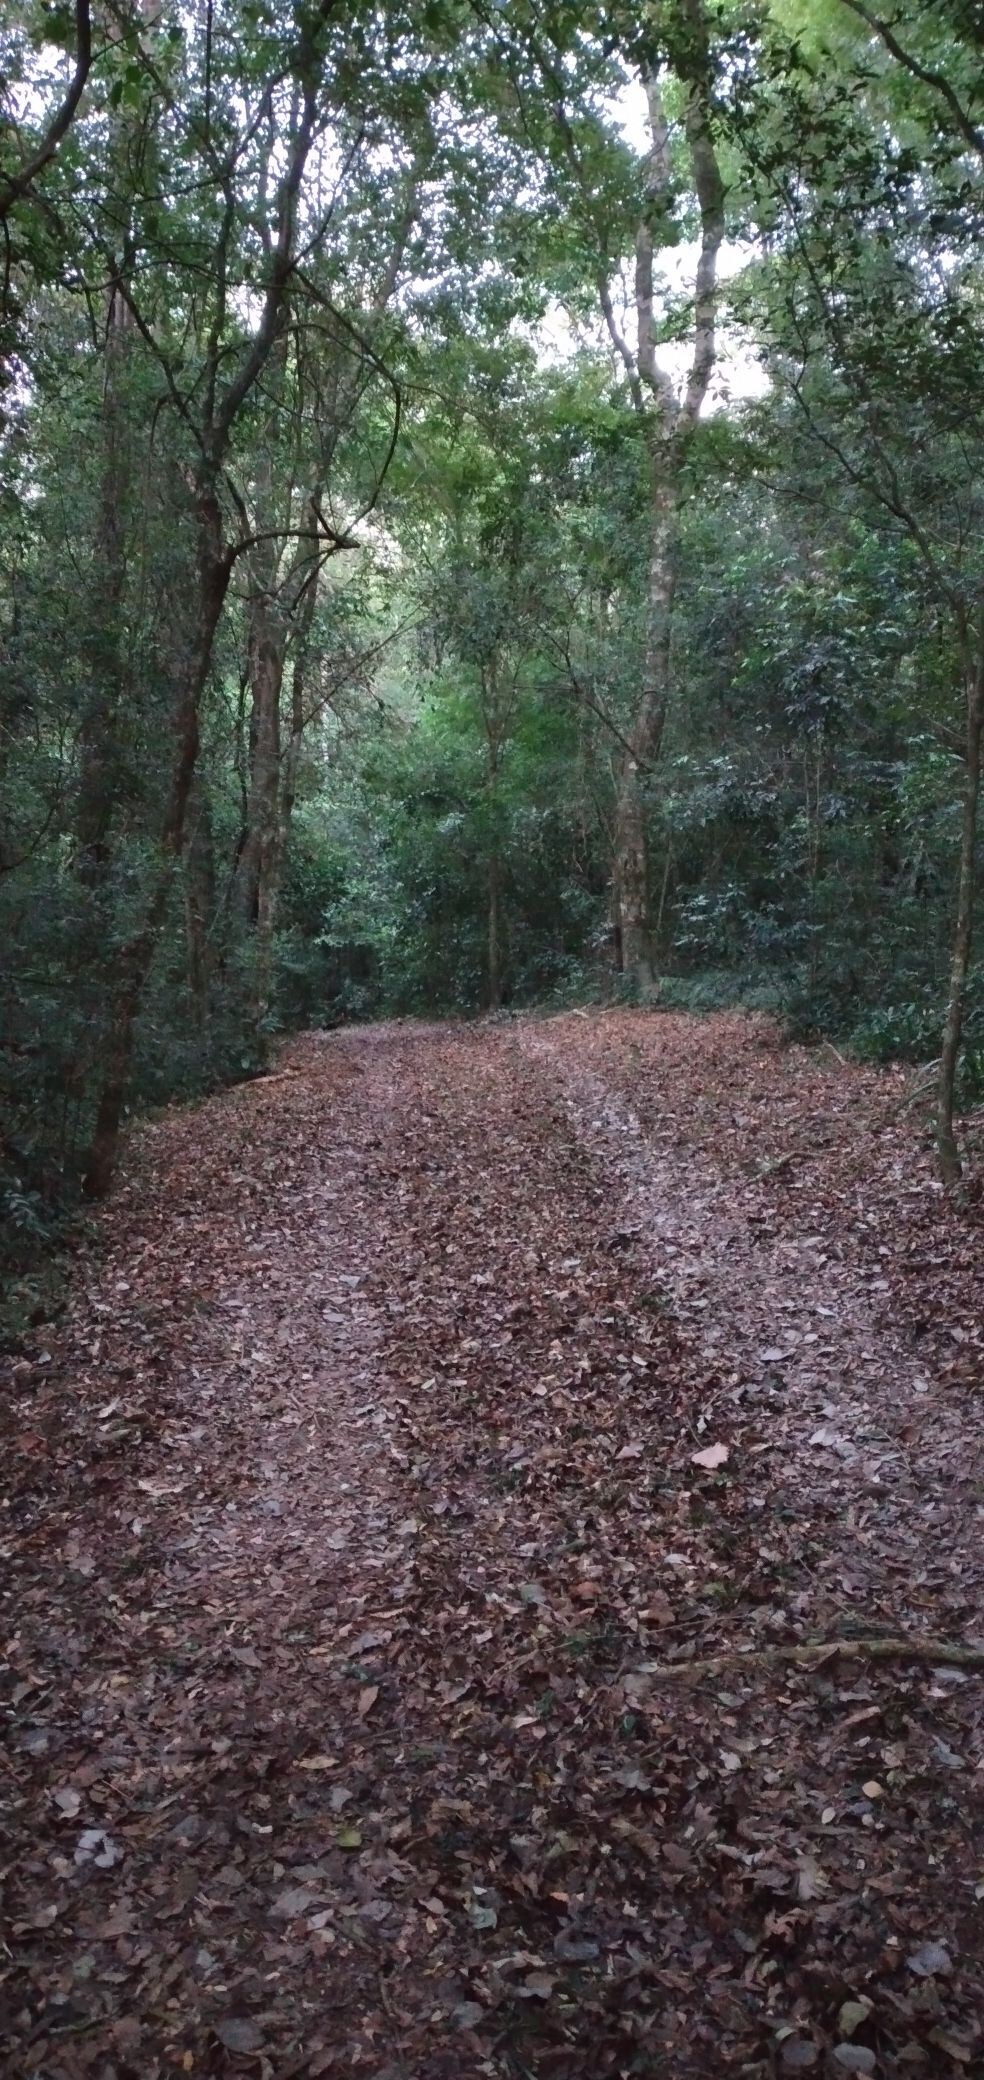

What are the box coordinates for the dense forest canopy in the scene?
[2,0,983,1266]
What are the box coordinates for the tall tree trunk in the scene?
[84,488,231,1195]
[243,529,322,1050]
[81,7,331,1190]
[614,465,676,997]
[481,671,507,1012]
[75,279,132,883]
[937,634,984,1188]
[74,0,160,881]
[604,7,724,997]
[234,587,285,929]
[185,778,216,1039]
[488,854,502,1011]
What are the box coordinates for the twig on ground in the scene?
[652,1635,984,1682]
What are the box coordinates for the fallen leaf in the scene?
[358,1684,379,1717]
[521,1971,556,1999]
[691,1442,730,1470]
[215,2017,264,2054]
[838,1999,874,2037]
[12,1904,60,1934]
[927,2028,973,2064]
[74,1828,122,1870]
[906,1939,953,1978]
[780,2042,819,2072]
[270,1886,316,1919]
[796,1853,828,1902]
[553,1928,600,1963]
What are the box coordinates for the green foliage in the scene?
[3,0,984,1317]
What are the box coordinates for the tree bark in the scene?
[937,634,984,1188]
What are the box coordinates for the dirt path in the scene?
[521,1018,984,1656]
[2,1014,982,2079]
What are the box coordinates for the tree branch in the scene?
[649,1634,984,1683]
[836,0,984,165]
[0,0,93,218]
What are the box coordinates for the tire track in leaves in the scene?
[2,1018,981,2078]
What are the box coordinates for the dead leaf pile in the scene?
[1,1013,982,2076]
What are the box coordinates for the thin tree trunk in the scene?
[84,489,231,1194]
[251,534,321,1047]
[482,673,506,1012]
[185,779,216,1039]
[937,637,984,1187]
[253,645,306,1035]
[75,281,131,883]
[653,831,674,958]
[614,468,676,999]
[488,855,502,1011]
[81,11,332,1189]
[234,589,284,928]
[607,6,723,999]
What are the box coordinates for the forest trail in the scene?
[3,1014,983,2080]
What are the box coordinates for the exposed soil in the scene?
[2,1012,983,2079]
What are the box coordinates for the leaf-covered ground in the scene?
[3,1012,983,2079]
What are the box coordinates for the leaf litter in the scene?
[1,1010,982,2076]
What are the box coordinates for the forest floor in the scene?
[3,1011,984,2080]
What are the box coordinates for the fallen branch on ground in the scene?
[652,1635,984,1682]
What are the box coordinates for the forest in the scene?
[2,0,983,1268]
[3,5,984,2078]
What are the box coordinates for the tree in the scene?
[480,0,728,995]
[735,0,984,1180]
